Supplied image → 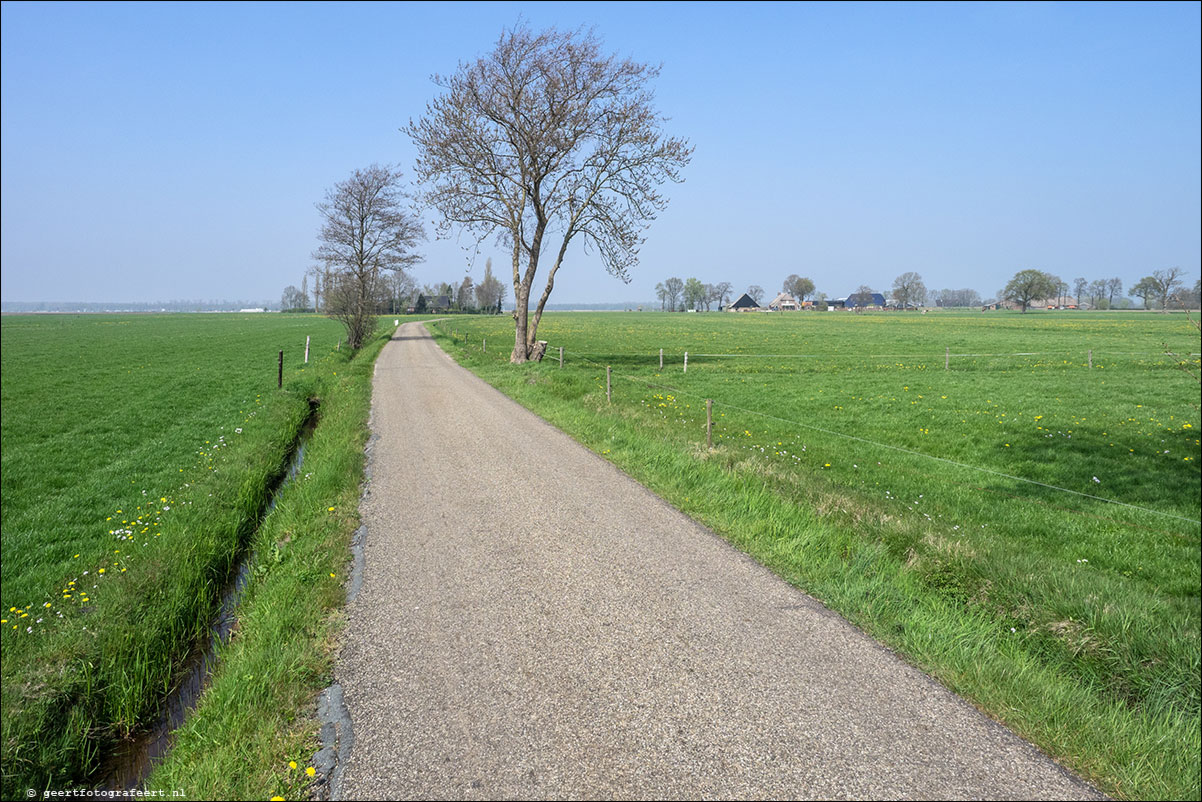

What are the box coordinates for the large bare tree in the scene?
[408,25,693,362]
[1151,267,1185,310]
[314,165,424,349]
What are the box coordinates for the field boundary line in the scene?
[567,350,1201,359]
[573,354,1201,527]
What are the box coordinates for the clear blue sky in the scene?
[2,1,1199,304]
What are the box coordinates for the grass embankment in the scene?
[144,324,395,799]
[0,314,390,797]
[429,310,1201,800]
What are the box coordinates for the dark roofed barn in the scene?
[727,293,759,311]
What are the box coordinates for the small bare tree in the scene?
[663,277,684,312]
[891,272,926,310]
[408,25,692,362]
[474,258,506,313]
[714,281,733,308]
[314,165,424,350]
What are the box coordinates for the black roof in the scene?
[729,293,758,309]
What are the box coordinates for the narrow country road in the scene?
[333,322,1101,800]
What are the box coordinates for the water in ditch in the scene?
[99,409,318,791]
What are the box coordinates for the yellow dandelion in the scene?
[288,760,297,770]
[306,767,316,778]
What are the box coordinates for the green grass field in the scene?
[0,313,379,796]
[2,309,1197,799]
[430,309,1201,800]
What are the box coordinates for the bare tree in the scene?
[280,285,309,311]
[746,285,765,305]
[475,258,506,313]
[714,281,733,308]
[1152,267,1185,311]
[1106,277,1123,309]
[655,282,667,311]
[1073,277,1088,307]
[314,165,424,350]
[782,275,815,305]
[932,288,982,308]
[1087,279,1107,309]
[891,272,926,310]
[663,276,684,312]
[456,276,475,311]
[306,264,327,313]
[408,25,692,362]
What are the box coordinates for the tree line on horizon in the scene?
[644,268,1199,313]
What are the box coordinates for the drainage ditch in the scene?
[99,400,321,791]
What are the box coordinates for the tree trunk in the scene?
[511,284,530,363]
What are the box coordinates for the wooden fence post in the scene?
[659,348,663,369]
[1088,349,1092,369]
[606,366,612,403]
[945,346,949,370]
[305,335,310,364]
[684,352,688,373]
[559,346,564,368]
[278,350,283,388]
[483,337,486,352]
[706,399,713,449]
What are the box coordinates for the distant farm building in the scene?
[408,294,452,313]
[1002,296,1087,311]
[831,292,886,309]
[726,293,760,311]
[767,292,800,311]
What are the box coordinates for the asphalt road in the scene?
[333,322,1102,800]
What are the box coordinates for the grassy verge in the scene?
[427,313,1200,801]
[140,324,392,799]
[0,314,387,797]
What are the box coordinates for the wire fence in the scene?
[429,321,1201,531]
[565,349,1202,530]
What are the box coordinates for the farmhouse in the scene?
[726,293,760,311]
[767,292,800,311]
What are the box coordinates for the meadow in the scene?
[0,313,385,796]
[430,309,1201,800]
